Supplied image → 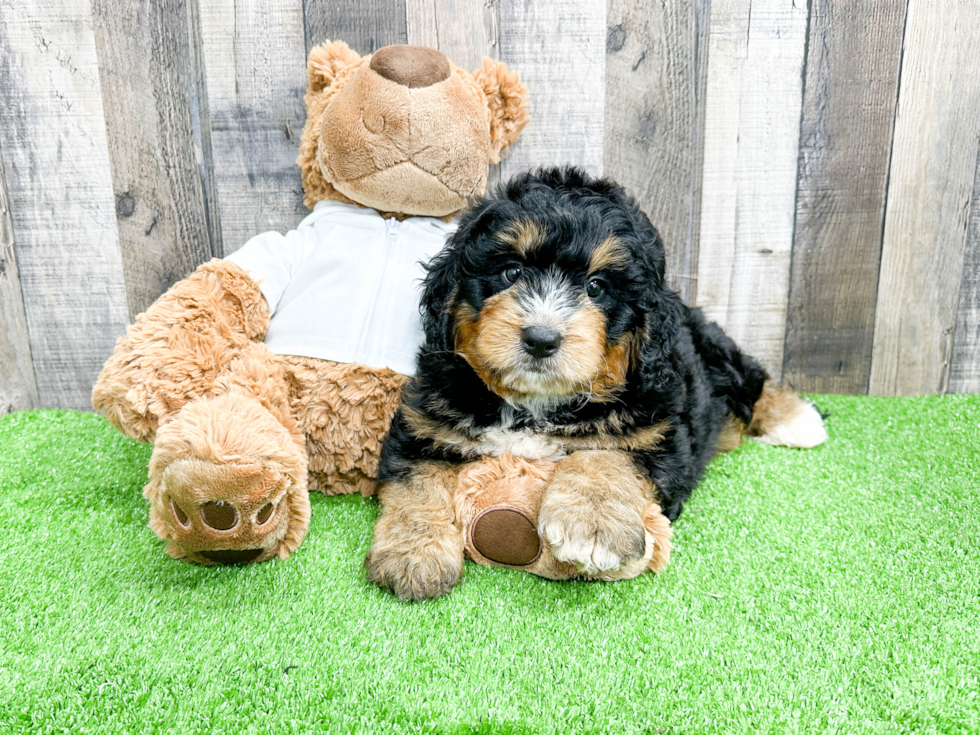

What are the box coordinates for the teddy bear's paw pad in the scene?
[470,507,542,566]
[151,457,308,565]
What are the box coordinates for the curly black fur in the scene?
[379,167,769,521]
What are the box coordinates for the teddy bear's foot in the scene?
[457,454,673,581]
[470,506,543,566]
[143,390,310,565]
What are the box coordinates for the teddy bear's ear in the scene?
[472,58,530,163]
[307,40,362,93]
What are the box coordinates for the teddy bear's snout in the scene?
[369,45,450,89]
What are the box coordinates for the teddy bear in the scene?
[91,41,534,566]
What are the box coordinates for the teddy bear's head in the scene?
[297,41,529,218]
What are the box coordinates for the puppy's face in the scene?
[426,182,664,407]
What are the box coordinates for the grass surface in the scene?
[0,395,978,734]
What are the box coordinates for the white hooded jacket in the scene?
[224,199,456,377]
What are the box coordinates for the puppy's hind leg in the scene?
[687,311,827,450]
[747,381,828,449]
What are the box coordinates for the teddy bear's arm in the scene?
[91,259,270,442]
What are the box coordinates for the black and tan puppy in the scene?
[366,167,826,600]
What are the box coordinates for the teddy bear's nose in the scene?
[369,45,451,88]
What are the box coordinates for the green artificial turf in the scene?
[0,395,977,734]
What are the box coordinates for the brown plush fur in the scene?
[93,41,530,565]
[95,258,406,563]
[471,57,531,163]
[282,356,408,496]
[93,259,271,442]
[144,387,310,565]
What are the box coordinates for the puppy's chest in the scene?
[471,423,568,462]
[464,411,614,461]
[415,406,652,461]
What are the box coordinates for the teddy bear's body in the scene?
[93,41,530,566]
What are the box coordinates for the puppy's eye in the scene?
[586,278,605,298]
[502,264,523,285]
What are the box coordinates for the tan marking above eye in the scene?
[589,236,629,275]
[496,219,546,257]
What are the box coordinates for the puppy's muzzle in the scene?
[521,326,562,359]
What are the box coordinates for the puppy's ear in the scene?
[634,296,681,391]
[629,203,666,291]
[421,246,460,352]
[422,202,506,350]
[628,206,676,389]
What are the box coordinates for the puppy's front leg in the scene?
[539,450,652,575]
[365,461,464,600]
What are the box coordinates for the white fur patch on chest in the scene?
[472,427,567,461]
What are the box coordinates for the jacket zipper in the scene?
[354,217,399,359]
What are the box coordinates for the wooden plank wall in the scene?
[782,0,906,394]
[0,149,38,414]
[92,0,217,318]
[2,0,980,411]
[0,0,130,412]
[868,0,980,395]
[696,0,810,380]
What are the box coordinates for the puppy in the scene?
[366,167,826,600]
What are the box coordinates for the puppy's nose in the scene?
[521,326,562,359]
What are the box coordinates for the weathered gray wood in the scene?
[197,0,308,255]
[869,0,980,396]
[0,145,39,415]
[0,0,130,410]
[186,0,223,259]
[406,0,502,192]
[92,0,217,319]
[406,0,498,70]
[604,0,709,305]
[303,0,408,55]
[497,0,606,180]
[694,0,808,380]
[948,143,980,392]
[781,0,907,394]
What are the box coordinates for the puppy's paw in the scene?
[365,521,464,601]
[537,450,651,575]
[538,492,647,575]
